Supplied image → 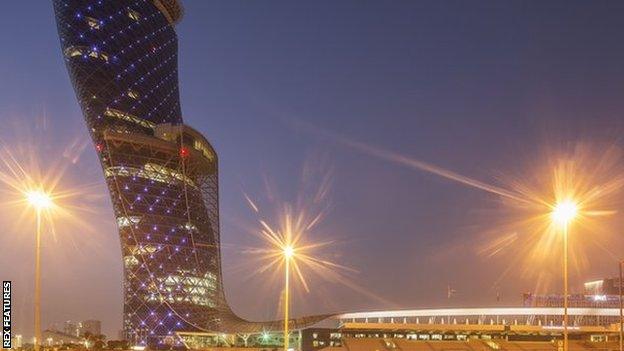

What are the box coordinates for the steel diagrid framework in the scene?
[52,0,329,346]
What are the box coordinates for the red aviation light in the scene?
[179,147,189,158]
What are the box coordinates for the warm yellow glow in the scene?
[283,245,295,260]
[0,128,109,351]
[25,190,53,210]
[551,200,578,226]
[0,132,105,249]
[469,144,624,296]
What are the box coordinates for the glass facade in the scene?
[53,0,329,347]
[52,0,228,346]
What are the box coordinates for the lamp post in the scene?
[25,190,53,351]
[563,221,569,351]
[283,245,294,351]
[619,260,623,351]
[551,200,578,351]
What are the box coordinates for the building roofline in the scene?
[338,307,624,319]
[153,0,184,25]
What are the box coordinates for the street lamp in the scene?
[249,203,341,351]
[283,245,294,351]
[25,189,53,351]
[619,260,623,351]
[551,199,578,351]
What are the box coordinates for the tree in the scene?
[83,332,106,350]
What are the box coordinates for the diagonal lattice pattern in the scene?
[52,0,330,347]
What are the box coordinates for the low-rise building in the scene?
[81,320,102,336]
[42,329,84,346]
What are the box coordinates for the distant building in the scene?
[522,292,620,308]
[301,328,343,351]
[42,330,83,346]
[11,335,23,350]
[584,278,623,295]
[522,277,624,310]
[81,320,102,336]
[63,321,81,337]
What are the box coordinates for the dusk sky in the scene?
[2,0,624,339]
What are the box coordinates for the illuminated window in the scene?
[193,140,214,160]
[129,245,159,255]
[104,108,155,129]
[144,163,195,187]
[85,16,101,29]
[104,163,196,188]
[64,46,109,63]
[180,222,198,231]
[64,46,84,58]
[127,8,141,21]
[123,255,139,267]
[117,216,141,228]
[147,273,217,306]
[127,89,140,100]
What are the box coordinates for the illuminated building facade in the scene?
[522,293,621,309]
[81,320,102,336]
[53,0,327,347]
[522,278,624,310]
[52,2,624,349]
[63,320,80,337]
[584,278,624,295]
